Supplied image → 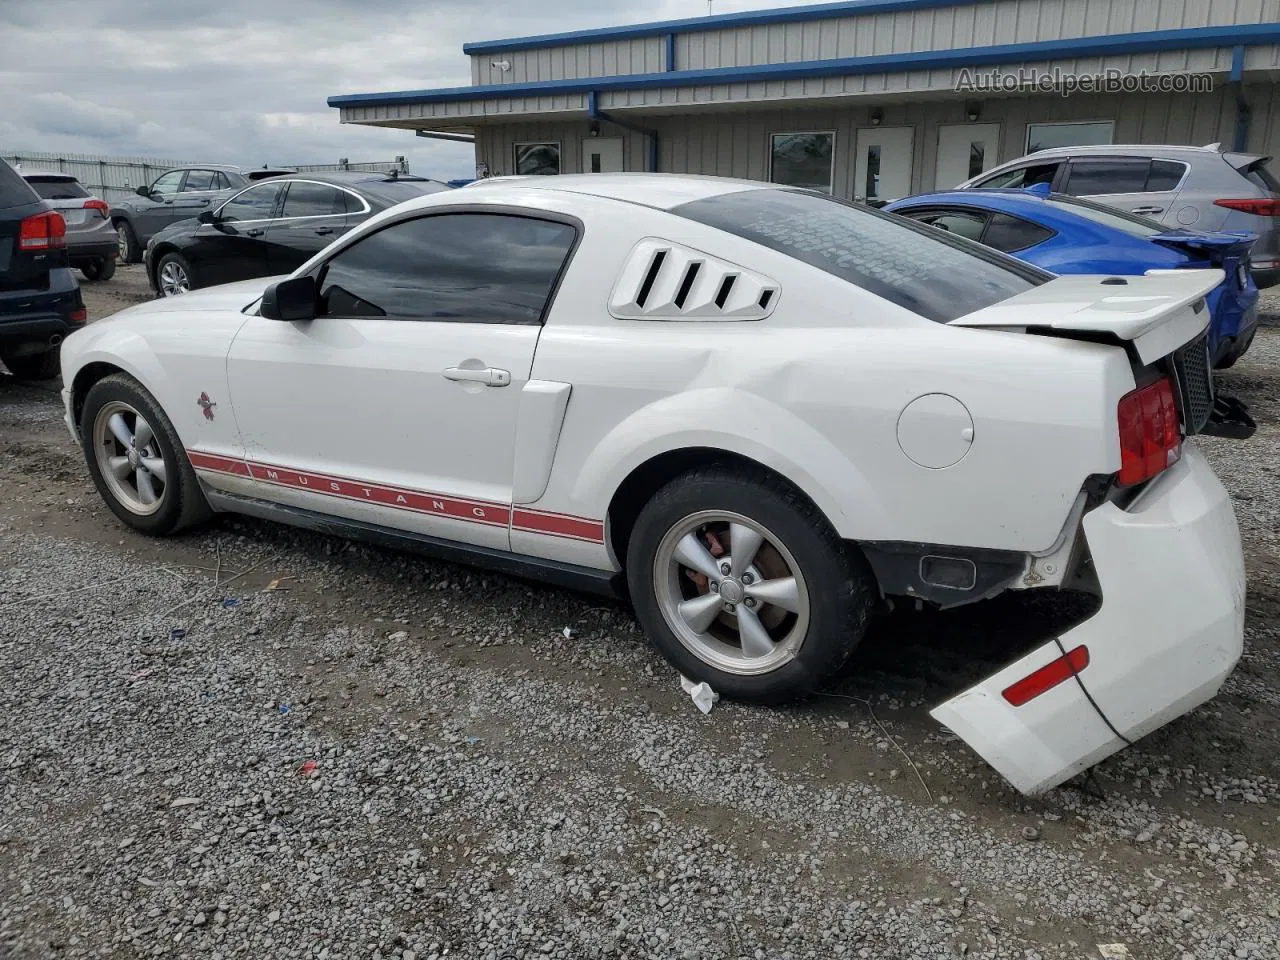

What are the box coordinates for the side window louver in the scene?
[608,239,780,321]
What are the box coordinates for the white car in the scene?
[60,174,1245,795]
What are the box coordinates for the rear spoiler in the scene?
[950,270,1220,364]
[1148,231,1257,261]
[1223,151,1271,172]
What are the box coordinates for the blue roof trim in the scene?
[461,0,976,54]
[330,23,1279,109]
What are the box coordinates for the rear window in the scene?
[674,189,1049,323]
[0,160,39,210]
[1044,195,1164,238]
[25,176,90,200]
[356,178,451,206]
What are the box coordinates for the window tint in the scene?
[910,209,987,242]
[0,159,39,210]
[975,162,1060,190]
[676,189,1048,324]
[1146,160,1187,192]
[282,181,349,218]
[217,182,285,223]
[182,170,217,192]
[317,214,577,325]
[25,177,89,200]
[514,143,560,176]
[1045,196,1164,237]
[356,178,448,207]
[150,170,185,196]
[983,214,1055,253]
[770,132,835,195]
[1063,159,1150,196]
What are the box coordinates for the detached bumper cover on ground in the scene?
[933,445,1245,794]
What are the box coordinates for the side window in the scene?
[1146,160,1188,192]
[975,162,1061,190]
[182,170,216,192]
[317,213,577,325]
[216,182,285,223]
[909,209,987,242]
[983,214,1055,253]
[1062,159,1150,196]
[150,170,186,196]
[281,182,349,218]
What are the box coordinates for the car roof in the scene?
[461,173,778,210]
[19,170,78,180]
[1021,143,1225,159]
[254,170,442,186]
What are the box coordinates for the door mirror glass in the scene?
[197,209,216,225]
[136,185,151,198]
[260,276,317,322]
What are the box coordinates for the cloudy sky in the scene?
[0,0,818,181]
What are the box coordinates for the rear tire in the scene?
[626,465,875,704]
[80,374,212,536]
[1,347,61,381]
[81,258,116,282]
[116,221,141,264]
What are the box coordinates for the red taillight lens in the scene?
[84,199,110,217]
[1214,197,1280,216]
[18,211,67,251]
[1002,645,1090,707]
[70,307,87,324]
[1117,377,1181,487]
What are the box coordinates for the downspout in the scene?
[1230,45,1249,152]
[587,90,659,173]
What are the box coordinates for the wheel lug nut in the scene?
[725,603,736,613]
[709,582,719,593]
[720,563,731,575]
[742,573,753,585]
[745,598,756,608]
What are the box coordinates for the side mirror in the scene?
[135,185,152,198]
[260,276,317,322]
[197,210,216,225]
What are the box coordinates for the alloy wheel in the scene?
[92,401,168,516]
[159,260,189,297]
[653,510,810,676]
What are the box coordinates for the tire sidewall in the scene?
[116,222,139,263]
[81,376,191,535]
[157,252,193,296]
[626,471,871,704]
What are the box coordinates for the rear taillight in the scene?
[1002,646,1090,707]
[84,199,109,217]
[1117,377,1181,487]
[1214,197,1280,216]
[70,307,87,324]
[18,211,67,251]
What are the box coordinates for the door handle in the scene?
[246,228,264,237]
[1130,206,1164,215]
[314,227,334,235]
[444,366,511,387]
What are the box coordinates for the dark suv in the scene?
[0,158,86,381]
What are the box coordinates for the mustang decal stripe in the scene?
[187,451,604,543]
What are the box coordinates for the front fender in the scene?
[571,387,892,541]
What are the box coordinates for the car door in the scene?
[223,211,579,550]
[134,169,187,241]
[186,181,285,287]
[262,180,357,275]
[1059,157,1188,222]
[168,168,223,222]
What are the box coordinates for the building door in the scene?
[854,127,914,202]
[582,138,624,173]
[935,123,1001,189]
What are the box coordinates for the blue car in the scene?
[886,184,1259,368]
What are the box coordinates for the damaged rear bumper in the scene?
[931,444,1244,794]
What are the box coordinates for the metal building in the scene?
[329,0,1280,201]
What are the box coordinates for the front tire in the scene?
[626,465,875,704]
[156,252,193,297]
[81,258,116,282]
[1,348,61,381]
[116,221,141,264]
[81,374,211,536]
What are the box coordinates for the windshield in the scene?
[674,189,1049,323]
[25,177,90,200]
[1045,194,1164,237]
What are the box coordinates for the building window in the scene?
[1025,121,1114,153]
[514,142,561,176]
[769,132,834,194]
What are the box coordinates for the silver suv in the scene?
[958,144,1280,288]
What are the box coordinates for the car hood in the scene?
[115,276,285,318]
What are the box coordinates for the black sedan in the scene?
[143,171,451,297]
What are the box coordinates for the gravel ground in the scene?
[0,271,1278,959]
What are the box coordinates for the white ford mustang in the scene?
[60,174,1246,795]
